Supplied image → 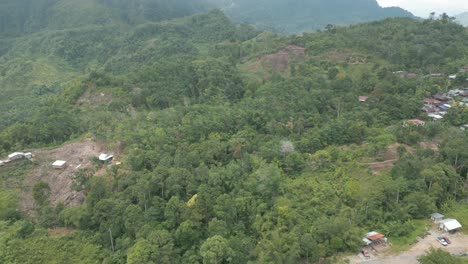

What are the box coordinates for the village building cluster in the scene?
[360,213,463,260]
[391,66,468,127]
[430,213,462,233]
[422,89,468,121]
[52,153,114,170]
[0,152,33,166]
[393,65,468,80]
[1,151,114,169]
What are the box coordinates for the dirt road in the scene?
[348,230,468,264]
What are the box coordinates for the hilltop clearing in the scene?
[1,139,117,216]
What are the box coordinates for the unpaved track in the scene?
[349,230,468,264]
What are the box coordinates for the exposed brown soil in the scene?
[363,143,416,173]
[367,159,398,173]
[260,45,306,72]
[382,143,416,160]
[246,45,306,76]
[419,141,439,151]
[76,81,115,106]
[48,228,76,237]
[314,50,368,64]
[19,139,114,216]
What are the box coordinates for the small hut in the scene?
[8,152,24,161]
[99,153,114,163]
[430,213,444,223]
[363,231,386,246]
[439,219,462,233]
[52,160,67,169]
[359,96,369,102]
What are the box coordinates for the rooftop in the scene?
[431,213,444,218]
[99,153,114,161]
[52,160,67,167]
[423,98,441,104]
[366,231,385,241]
[359,96,369,102]
[406,119,425,125]
[440,219,462,231]
[8,152,24,158]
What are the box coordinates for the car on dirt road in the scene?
[437,237,448,246]
[442,236,451,244]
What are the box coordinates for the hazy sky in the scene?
[376,0,468,17]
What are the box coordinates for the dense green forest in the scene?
[207,0,415,33]
[0,0,212,37]
[0,2,468,263]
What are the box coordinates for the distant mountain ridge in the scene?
[0,0,211,37]
[208,0,415,33]
[456,12,468,26]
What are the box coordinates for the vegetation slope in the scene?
[0,3,467,264]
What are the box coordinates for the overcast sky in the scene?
[376,0,468,17]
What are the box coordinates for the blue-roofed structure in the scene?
[439,105,449,110]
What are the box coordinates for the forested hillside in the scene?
[0,3,467,263]
[0,0,211,37]
[207,0,415,33]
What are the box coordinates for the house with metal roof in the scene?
[8,152,25,161]
[359,96,369,102]
[99,153,114,162]
[52,160,67,169]
[439,219,462,233]
[362,231,386,246]
[405,119,426,126]
[430,213,444,223]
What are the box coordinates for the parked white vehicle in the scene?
[437,237,447,246]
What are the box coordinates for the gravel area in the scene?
[348,230,468,264]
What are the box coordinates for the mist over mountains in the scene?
[208,0,415,33]
[0,0,417,36]
[456,12,468,26]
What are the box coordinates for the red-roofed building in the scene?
[405,119,426,126]
[406,73,418,78]
[362,231,387,248]
[359,96,369,102]
[423,98,442,106]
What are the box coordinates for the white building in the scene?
[8,152,25,161]
[439,219,462,233]
[428,114,443,120]
[99,153,114,162]
[430,213,444,223]
[52,160,67,169]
